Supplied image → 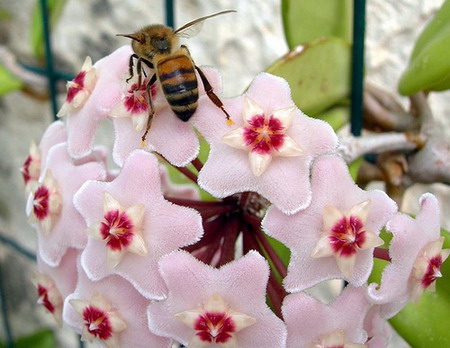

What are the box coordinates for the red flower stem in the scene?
[196,236,222,265]
[191,157,204,172]
[199,205,237,219]
[244,213,287,279]
[173,165,198,184]
[184,215,226,252]
[267,273,285,319]
[217,214,241,267]
[373,247,391,262]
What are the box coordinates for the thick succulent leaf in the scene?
[282,0,352,49]
[370,229,450,347]
[0,64,23,95]
[14,329,55,348]
[316,105,349,131]
[266,38,351,115]
[398,0,450,95]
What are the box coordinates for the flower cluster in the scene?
[24,46,448,347]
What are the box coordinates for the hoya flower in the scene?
[281,286,370,347]
[73,150,203,299]
[147,250,287,347]
[60,46,132,159]
[34,249,78,326]
[159,165,200,200]
[27,143,106,266]
[195,73,338,215]
[368,193,450,318]
[111,67,223,167]
[21,121,67,193]
[64,261,170,348]
[57,56,97,117]
[363,307,393,348]
[263,155,397,292]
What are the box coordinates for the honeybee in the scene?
[117,10,236,142]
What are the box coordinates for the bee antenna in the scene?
[116,33,145,44]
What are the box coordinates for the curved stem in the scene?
[191,157,204,172]
[373,247,391,262]
[217,214,240,267]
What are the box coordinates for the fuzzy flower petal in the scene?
[367,193,449,318]
[282,286,370,348]
[74,150,203,299]
[263,155,397,292]
[112,67,222,167]
[34,249,78,326]
[27,143,106,266]
[147,250,287,347]
[64,260,170,348]
[159,165,200,200]
[195,73,338,215]
[63,46,132,159]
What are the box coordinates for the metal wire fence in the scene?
[0,0,364,346]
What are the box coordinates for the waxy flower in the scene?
[263,155,397,292]
[57,56,97,117]
[282,286,370,348]
[64,262,170,348]
[111,66,223,167]
[74,150,203,299]
[147,250,287,347]
[27,143,106,266]
[368,193,450,318]
[33,272,63,325]
[195,73,338,214]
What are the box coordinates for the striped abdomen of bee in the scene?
[157,50,199,122]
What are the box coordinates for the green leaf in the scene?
[348,156,363,182]
[369,228,450,347]
[315,105,349,131]
[398,0,450,95]
[31,0,67,59]
[282,0,352,49]
[266,38,351,115]
[0,64,23,96]
[14,329,55,348]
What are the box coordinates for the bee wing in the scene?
[174,10,236,39]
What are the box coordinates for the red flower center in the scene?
[422,255,443,288]
[33,186,50,220]
[194,311,236,343]
[66,71,86,103]
[82,306,112,341]
[100,210,134,251]
[124,82,157,114]
[243,114,285,155]
[37,285,55,313]
[328,216,366,257]
[22,155,33,184]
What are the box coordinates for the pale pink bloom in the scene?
[263,155,397,292]
[282,286,370,348]
[364,307,393,348]
[21,121,67,193]
[147,250,287,347]
[73,150,203,299]
[62,46,132,159]
[195,73,338,215]
[27,143,106,266]
[111,67,222,167]
[34,249,78,326]
[159,165,200,200]
[368,193,450,318]
[57,56,97,117]
[64,261,170,348]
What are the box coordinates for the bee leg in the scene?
[195,66,234,125]
[136,58,143,87]
[126,54,139,83]
[141,73,157,143]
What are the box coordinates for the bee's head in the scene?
[117,25,179,60]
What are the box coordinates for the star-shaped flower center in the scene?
[33,186,50,221]
[311,329,367,348]
[22,142,41,190]
[37,284,55,313]
[175,293,256,346]
[124,81,157,115]
[66,71,87,103]
[33,272,63,325]
[312,200,383,278]
[82,305,113,340]
[222,97,303,176]
[87,192,147,269]
[411,236,450,302]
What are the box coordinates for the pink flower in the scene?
[147,250,287,347]
[263,155,397,292]
[73,150,203,299]
[111,67,223,167]
[282,286,371,347]
[195,73,338,215]
[368,193,450,318]
[27,143,106,266]
[21,121,67,193]
[57,57,97,117]
[61,46,132,159]
[64,260,170,348]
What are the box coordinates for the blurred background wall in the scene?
[0,0,448,346]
